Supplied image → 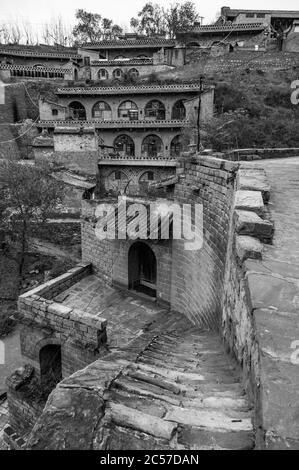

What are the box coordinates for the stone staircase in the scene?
[103,325,254,450]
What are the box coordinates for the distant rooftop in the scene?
[81,37,175,50]
[221,7,299,19]
[188,22,267,34]
[0,44,80,59]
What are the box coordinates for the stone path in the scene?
[105,326,254,450]
[27,309,254,450]
[54,275,167,349]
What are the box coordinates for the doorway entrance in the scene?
[39,344,62,395]
[128,242,157,298]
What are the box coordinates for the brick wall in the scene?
[170,154,238,329]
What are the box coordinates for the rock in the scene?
[235,235,263,262]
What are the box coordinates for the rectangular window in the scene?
[257,13,265,18]
[246,13,255,18]
[52,109,58,116]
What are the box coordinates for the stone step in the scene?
[108,402,177,440]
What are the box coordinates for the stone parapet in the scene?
[18,263,107,349]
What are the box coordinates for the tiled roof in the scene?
[0,64,71,73]
[38,119,188,129]
[82,38,175,49]
[56,83,202,95]
[0,47,80,59]
[189,22,268,34]
[223,9,299,19]
[91,58,153,66]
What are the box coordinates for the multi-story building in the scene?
[0,44,80,81]
[177,6,299,53]
[33,81,214,211]
[78,33,184,81]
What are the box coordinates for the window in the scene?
[245,13,255,18]
[142,135,163,158]
[115,171,122,180]
[114,134,135,156]
[128,68,139,79]
[113,68,124,79]
[257,13,265,18]
[84,57,90,66]
[118,101,138,120]
[92,101,112,120]
[52,109,58,116]
[98,69,108,80]
[140,171,154,181]
[68,101,86,120]
[170,135,182,157]
[144,100,166,120]
[172,100,186,120]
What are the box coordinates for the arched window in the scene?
[142,135,163,158]
[170,135,182,157]
[139,171,154,181]
[145,100,165,120]
[98,68,108,80]
[92,101,112,120]
[172,100,186,120]
[110,170,127,181]
[128,68,139,79]
[68,101,86,120]
[118,100,138,120]
[113,68,124,79]
[114,134,135,156]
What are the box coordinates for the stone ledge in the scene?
[234,210,273,241]
[235,235,263,263]
[234,190,264,215]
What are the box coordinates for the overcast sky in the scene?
[1,0,299,29]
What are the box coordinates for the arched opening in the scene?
[139,171,154,181]
[142,134,163,158]
[98,68,108,80]
[92,101,112,119]
[113,68,124,79]
[68,101,86,120]
[172,100,186,120]
[145,100,166,120]
[128,242,157,297]
[128,68,139,79]
[187,42,200,47]
[39,344,62,394]
[114,134,135,156]
[118,100,138,120]
[170,135,182,157]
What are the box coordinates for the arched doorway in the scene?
[114,134,135,156]
[172,100,186,120]
[128,242,157,298]
[142,134,163,158]
[39,344,62,394]
[68,101,86,120]
[145,100,166,120]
